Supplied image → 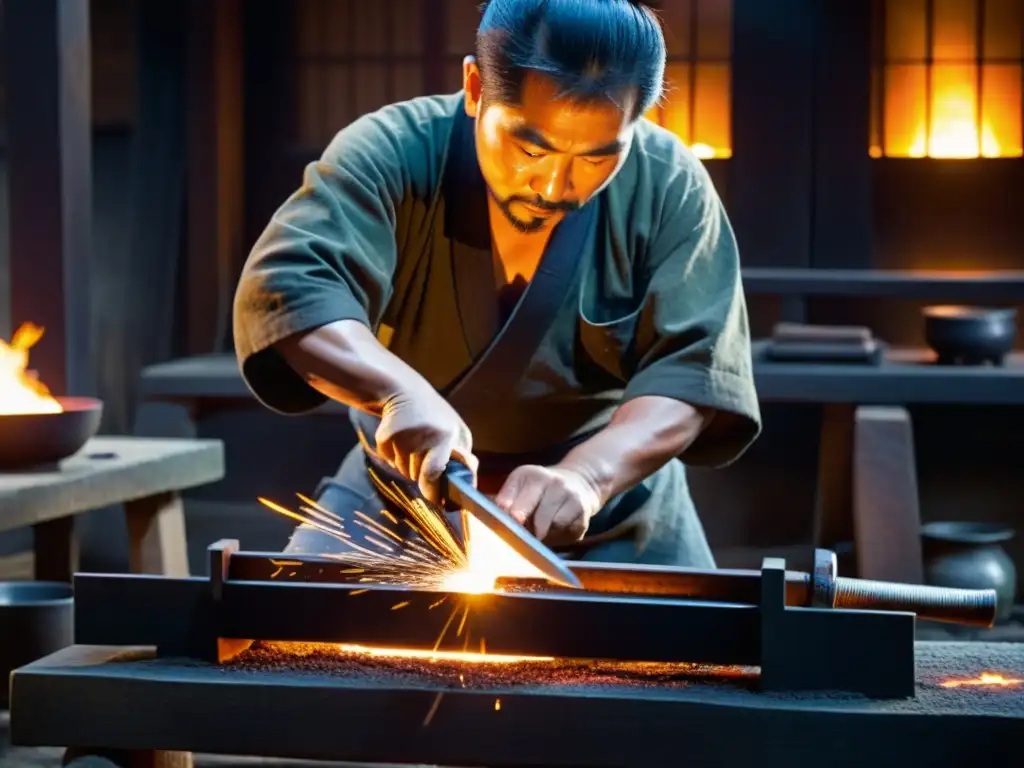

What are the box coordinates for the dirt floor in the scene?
[0,712,428,768]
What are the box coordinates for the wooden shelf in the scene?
[742,268,1024,301]
[753,344,1024,405]
[139,348,1024,411]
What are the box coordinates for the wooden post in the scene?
[810,0,874,269]
[730,0,815,270]
[3,0,93,396]
[853,406,924,584]
[186,0,245,355]
[124,491,191,577]
[813,403,856,553]
[422,0,448,94]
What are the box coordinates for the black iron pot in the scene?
[922,522,1017,623]
[0,396,102,469]
[0,581,74,707]
[922,306,1017,366]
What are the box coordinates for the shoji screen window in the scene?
[870,0,1024,158]
[294,0,429,148]
[647,0,733,159]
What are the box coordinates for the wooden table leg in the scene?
[32,516,78,582]
[124,491,191,577]
[852,406,924,584]
[813,404,925,584]
[813,404,856,554]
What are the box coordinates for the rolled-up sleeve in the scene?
[622,155,762,467]
[232,112,409,415]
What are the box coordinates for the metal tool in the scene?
[440,460,584,590]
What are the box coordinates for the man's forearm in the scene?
[273,319,426,415]
[556,395,714,506]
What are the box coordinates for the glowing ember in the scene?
[0,323,62,415]
[334,644,553,664]
[940,672,1023,689]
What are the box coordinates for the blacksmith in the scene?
[233,0,761,567]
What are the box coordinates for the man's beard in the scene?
[490,190,580,234]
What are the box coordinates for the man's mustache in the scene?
[505,195,580,213]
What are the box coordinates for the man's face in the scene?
[464,61,636,234]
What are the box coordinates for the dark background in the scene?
[0,0,1021,590]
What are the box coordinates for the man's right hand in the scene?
[273,319,477,502]
[374,382,477,503]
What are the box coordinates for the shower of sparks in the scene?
[257,464,542,595]
[255,458,554,712]
[257,470,465,591]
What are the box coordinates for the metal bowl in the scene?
[922,305,1017,366]
[0,581,74,707]
[0,396,103,469]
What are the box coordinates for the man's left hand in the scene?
[494,465,603,546]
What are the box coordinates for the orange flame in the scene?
[0,323,62,415]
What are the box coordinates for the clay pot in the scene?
[0,396,103,469]
[0,581,74,707]
[922,521,1017,623]
[922,306,1017,366]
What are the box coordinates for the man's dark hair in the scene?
[476,0,666,120]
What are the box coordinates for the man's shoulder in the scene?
[361,92,464,136]
[320,93,462,181]
[617,119,707,194]
[605,119,711,233]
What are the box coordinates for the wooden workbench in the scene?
[135,349,1024,586]
[8,642,1024,768]
[0,437,224,580]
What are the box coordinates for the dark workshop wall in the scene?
[0,0,153,565]
[0,0,1021,594]
[0,0,147,425]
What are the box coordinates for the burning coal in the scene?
[0,323,62,415]
[939,672,1023,689]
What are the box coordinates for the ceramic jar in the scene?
[922,521,1017,623]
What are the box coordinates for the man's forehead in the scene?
[520,76,636,120]
[490,78,635,153]
[508,121,627,156]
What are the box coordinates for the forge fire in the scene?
[0,322,62,415]
[231,640,759,692]
[227,639,1024,701]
